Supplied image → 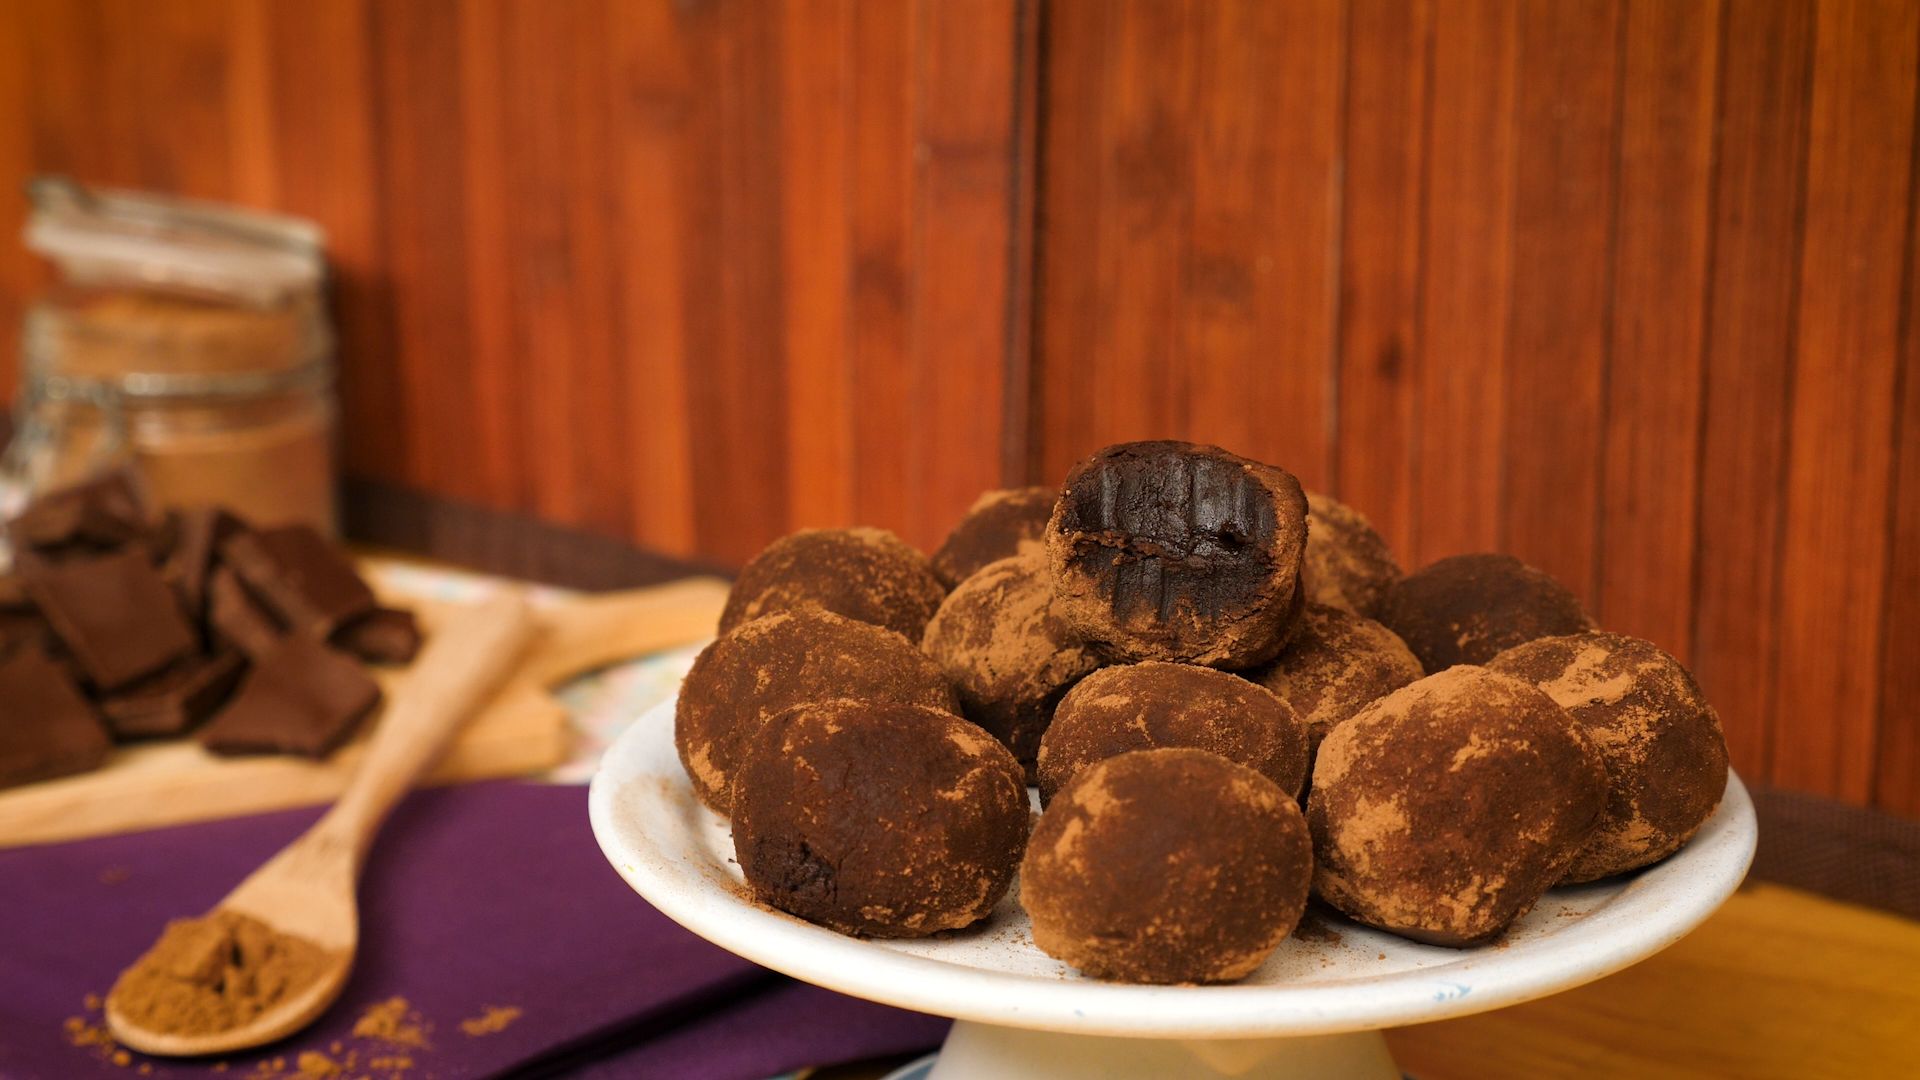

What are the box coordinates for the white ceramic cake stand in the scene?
[589,697,1757,1079]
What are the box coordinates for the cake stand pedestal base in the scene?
[926,1020,1399,1079]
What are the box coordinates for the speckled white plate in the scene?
[590,693,1756,1050]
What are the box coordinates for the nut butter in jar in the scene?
[3,179,338,534]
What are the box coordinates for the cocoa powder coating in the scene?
[1022,748,1312,984]
[1046,441,1308,669]
[1249,604,1424,758]
[106,911,339,1037]
[1036,661,1308,804]
[718,527,947,642]
[731,699,1029,938]
[1307,667,1608,945]
[921,552,1103,773]
[1302,491,1402,619]
[1489,631,1729,882]
[1380,553,1594,673]
[675,608,960,813]
[931,487,1057,588]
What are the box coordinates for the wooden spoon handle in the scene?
[320,590,537,854]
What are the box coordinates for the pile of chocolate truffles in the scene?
[0,471,421,791]
[677,439,1730,985]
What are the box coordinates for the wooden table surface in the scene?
[822,883,1920,1080]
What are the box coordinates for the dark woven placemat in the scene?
[1749,787,1920,920]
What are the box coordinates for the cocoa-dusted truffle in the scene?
[1380,553,1593,673]
[1303,491,1402,619]
[676,608,959,813]
[1307,667,1607,945]
[921,553,1101,772]
[1022,748,1312,983]
[1047,441,1309,668]
[931,487,1056,588]
[1036,662,1307,804]
[1489,632,1729,882]
[732,700,1028,938]
[1249,604,1423,758]
[718,527,947,642]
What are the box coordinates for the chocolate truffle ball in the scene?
[719,527,947,642]
[675,609,960,813]
[1380,553,1594,673]
[732,700,1028,938]
[1307,667,1607,945]
[1047,441,1309,669]
[1036,662,1307,804]
[1249,604,1424,758]
[921,553,1102,773]
[1489,632,1729,882]
[1303,491,1402,619]
[931,487,1056,588]
[1022,748,1312,984]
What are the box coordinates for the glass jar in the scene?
[2,179,338,535]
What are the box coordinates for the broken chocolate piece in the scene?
[206,566,285,659]
[221,525,376,637]
[332,607,422,665]
[101,652,246,739]
[21,547,197,691]
[6,469,150,557]
[199,635,381,758]
[0,646,113,789]
[162,507,245,620]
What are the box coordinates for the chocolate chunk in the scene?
[21,548,197,691]
[732,699,1029,938]
[0,646,113,789]
[931,487,1057,588]
[220,525,376,637]
[5,469,150,557]
[332,607,422,665]
[718,528,948,643]
[162,507,245,620]
[1302,491,1403,619]
[199,636,381,758]
[1307,667,1608,946]
[206,566,285,659]
[1047,440,1309,668]
[101,652,246,739]
[0,574,33,609]
[1023,748,1312,984]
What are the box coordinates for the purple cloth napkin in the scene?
[0,781,949,1078]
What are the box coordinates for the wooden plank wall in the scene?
[1031,0,1920,816]
[1,0,1917,816]
[0,0,1028,564]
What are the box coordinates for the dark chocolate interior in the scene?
[1057,444,1278,621]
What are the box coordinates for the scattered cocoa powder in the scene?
[352,997,430,1050]
[107,911,340,1038]
[458,1005,522,1037]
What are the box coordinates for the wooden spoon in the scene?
[106,590,536,1056]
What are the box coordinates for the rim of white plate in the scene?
[589,695,1757,1039]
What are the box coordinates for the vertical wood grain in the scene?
[1411,0,1517,566]
[1772,0,1918,800]
[1691,0,1815,781]
[780,0,856,530]
[1879,202,1920,815]
[1595,0,1721,660]
[1336,0,1431,557]
[1501,0,1624,607]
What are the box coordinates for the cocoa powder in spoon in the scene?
[108,911,339,1036]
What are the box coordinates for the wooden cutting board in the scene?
[0,565,728,850]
